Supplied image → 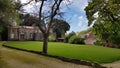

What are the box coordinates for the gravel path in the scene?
[103,61,120,68]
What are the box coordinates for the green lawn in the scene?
[5,41,120,63]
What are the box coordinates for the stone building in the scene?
[8,26,65,41]
[84,32,96,45]
[8,26,43,41]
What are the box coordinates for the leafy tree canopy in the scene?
[85,0,120,40]
[0,0,20,32]
[20,14,39,26]
[52,19,70,33]
[51,18,70,38]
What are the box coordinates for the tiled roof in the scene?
[11,26,35,29]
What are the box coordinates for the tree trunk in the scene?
[0,34,1,41]
[42,33,48,54]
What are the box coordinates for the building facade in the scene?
[8,26,43,41]
[8,26,65,41]
[84,32,96,45]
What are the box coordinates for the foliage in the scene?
[49,35,56,42]
[69,35,85,44]
[108,34,120,46]
[65,31,76,43]
[78,28,92,36]
[5,41,120,63]
[85,0,120,41]
[64,34,69,43]
[51,19,70,38]
[67,31,76,39]
[94,40,104,46]
[0,0,20,23]
[52,19,70,32]
[20,14,39,26]
[0,0,20,40]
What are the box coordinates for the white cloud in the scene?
[77,16,88,31]
[78,16,87,27]
[21,0,88,14]
[20,0,29,3]
[78,16,83,26]
[63,0,73,5]
[79,16,83,20]
[22,0,49,16]
[20,0,89,32]
[21,0,36,13]
[69,0,88,12]
[60,0,88,13]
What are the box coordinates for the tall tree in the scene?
[37,0,64,54]
[51,19,70,39]
[20,14,39,26]
[85,0,120,41]
[19,0,69,54]
[0,0,19,40]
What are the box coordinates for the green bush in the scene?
[108,35,120,47]
[65,31,76,43]
[49,35,56,42]
[69,35,85,44]
[64,36,68,43]
[94,40,104,46]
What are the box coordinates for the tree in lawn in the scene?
[16,0,70,53]
[34,0,67,54]
[51,19,70,41]
[85,0,120,45]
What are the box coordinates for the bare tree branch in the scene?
[38,0,46,33]
[51,0,58,15]
[47,0,63,34]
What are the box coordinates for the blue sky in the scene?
[21,0,89,33]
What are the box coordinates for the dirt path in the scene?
[0,44,91,68]
[103,61,120,68]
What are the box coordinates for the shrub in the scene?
[49,35,56,42]
[108,35,120,47]
[65,31,76,43]
[69,35,85,44]
[94,40,104,46]
[64,36,68,43]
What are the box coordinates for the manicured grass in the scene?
[5,41,120,63]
